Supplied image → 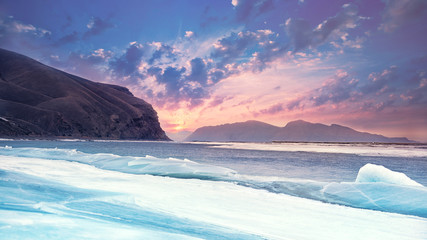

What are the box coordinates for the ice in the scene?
[0,146,236,179]
[321,181,427,217]
[1,146,426,218]
[1,155,427,239]
[202,142,427,157]
[0,209,202,240]
[356,163,423,186]
[234,164,427,217]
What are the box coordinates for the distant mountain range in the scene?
[166,130,193,142]
[185,120,413,143]
[0,48,169,140]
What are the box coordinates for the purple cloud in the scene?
[148,43,176,65]
[211,31,261,67]
[61,16,73,31]
[0,16,51,51]
[83,17,114,39]
[146,65,210,109]
[233,0,275,23]
[188,57,208,86]
[360,66,397,94]
[53,31,79,46]
[380,0,427,32]
[258,103,284,115]
[285,3,362,52]
[310,71,359,106]
[250,38,288,72]
[45,49,112,83]
[109,43,144,78]
[211,29,284,72]
[286,97,305,111]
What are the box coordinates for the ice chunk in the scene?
[233,165,427,218]
[356,164,423,187]
[0,146,236,179]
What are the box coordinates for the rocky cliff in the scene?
[0,48,169,140]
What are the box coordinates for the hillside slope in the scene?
[0,48,169,140]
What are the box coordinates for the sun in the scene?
[173,125,185,132]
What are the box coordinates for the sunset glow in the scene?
[1,0,426,141]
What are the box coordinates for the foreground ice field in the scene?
[1,144,426,240]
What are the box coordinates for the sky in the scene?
[1,0,427,141]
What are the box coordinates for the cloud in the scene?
[148,43,177,65]
[209,69,226,84]
[285,3,362,52]
[185,31,195,38]
[146,65,210,109]
[258,103,284,115]
[200,6,228,28]
[83,17,114,39]
[109,42,144,78]
[46,49,112,83]
[379,0,427,32]
[211,30,273,69]
[0,16,51,51]
[103,38,222,109]
[310,70,359,106]
[284,18,312,52]
[114,29,289,108]
[157,66,186,94]
[360,66,397,94]
[62,15,73,31]
[233,0,275,23]
[208,96,229,108]
[401,71,427,105]
[211,31,260,67]
[249,38,288,72]
[53,31,79,46]
[282,60,427,115]
[0,16,50,39]
[286,97,305,111]
[188,57,208,86]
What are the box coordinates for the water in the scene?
[1,140,426,239]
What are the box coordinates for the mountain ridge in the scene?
[0,48,169,140]
[185,120,413,143]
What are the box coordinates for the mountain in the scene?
[185,120,413,143]
[166,130,193,142]
[0,48,169,140]
[273,120,412,143]
[186,120,282,142]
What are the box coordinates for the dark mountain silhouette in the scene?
[0,48,169,140]
[186,120,279,142]
[185,120,413,143]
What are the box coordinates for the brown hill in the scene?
[0,48,169,140]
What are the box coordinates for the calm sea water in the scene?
[1,140,426,184]
[1,140,426,239]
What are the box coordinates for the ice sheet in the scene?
[0,146,236,179]
[198,142,427,157]
[1,155,427,240]
[1,146,426,218]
